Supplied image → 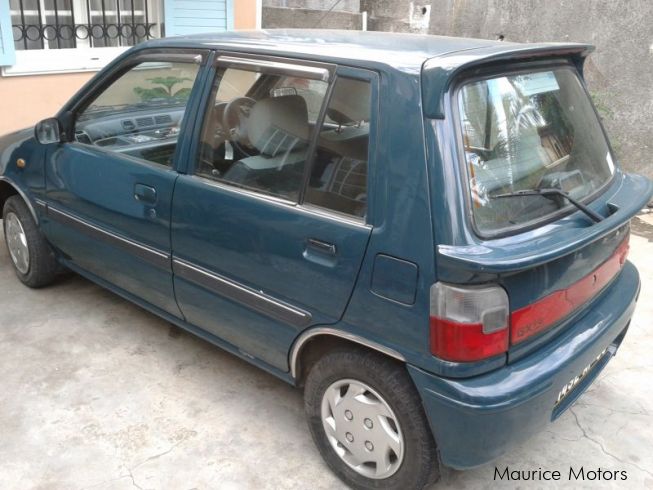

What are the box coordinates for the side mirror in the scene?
[35,118,62,145]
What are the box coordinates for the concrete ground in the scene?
[1,219,653,490]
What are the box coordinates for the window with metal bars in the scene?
[10,0,162,50]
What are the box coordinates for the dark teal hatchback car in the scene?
[1,30,650,489]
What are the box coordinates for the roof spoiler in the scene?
[422,43,595,119]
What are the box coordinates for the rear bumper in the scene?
[408,261,640,469]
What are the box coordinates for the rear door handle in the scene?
[306,238,337,256]
[134,184,157,204]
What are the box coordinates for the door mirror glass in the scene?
[35,118,62,145]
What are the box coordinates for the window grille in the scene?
[10,0,160,50]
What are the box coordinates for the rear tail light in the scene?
[430,234,629,362]
[430,283,509,362]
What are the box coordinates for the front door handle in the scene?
[134,184,157,204]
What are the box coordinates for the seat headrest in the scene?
[327,78,370,125]
[248,95,309,157]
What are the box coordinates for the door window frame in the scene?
[57,47,212,172]
[185,51,379,227]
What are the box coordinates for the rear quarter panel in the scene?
[338,67,441,371]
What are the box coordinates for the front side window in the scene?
[75,60,200,166]
[458,67,614,235]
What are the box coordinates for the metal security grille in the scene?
[10,0,160,50]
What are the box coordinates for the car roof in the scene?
[138,29,593,118]
[139,29,531,74]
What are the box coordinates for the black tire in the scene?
[304,347,440,490]
[2,195,59,288]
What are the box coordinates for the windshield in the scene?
[458,67,614,235]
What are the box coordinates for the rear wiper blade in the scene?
[491,188,604,223]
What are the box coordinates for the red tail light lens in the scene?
[430,234,629,361]
[510,234,630,344]
[430,283,509,362]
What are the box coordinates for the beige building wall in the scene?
[0,73,95,135]
[0,0,259,136]
[235,0,259,29]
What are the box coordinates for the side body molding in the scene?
[172,258,313,328]
[43,203,170,269]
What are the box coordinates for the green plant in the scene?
[134,76,193,101]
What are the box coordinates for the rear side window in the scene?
[305,77,371,219]
[458,67,614,236]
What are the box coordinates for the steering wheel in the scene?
[223,96,257,157]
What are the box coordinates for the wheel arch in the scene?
[290,327,406,385]
[0,177,39,224]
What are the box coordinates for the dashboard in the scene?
[75,106,187,166]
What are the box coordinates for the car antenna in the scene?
[312,0,344,28]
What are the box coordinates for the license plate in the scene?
[555,347,609,407]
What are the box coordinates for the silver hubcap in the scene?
[5,212,30,274]
[321,379,404,479]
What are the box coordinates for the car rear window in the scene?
[458,67,614,236]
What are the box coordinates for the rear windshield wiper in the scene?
[491,188,604,223]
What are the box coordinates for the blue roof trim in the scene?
[134,29,503,74]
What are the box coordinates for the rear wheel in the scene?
[304,347,439,490]
[2,196,58,288]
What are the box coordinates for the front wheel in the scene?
[304,348,440,490]
[3,195,58,288]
